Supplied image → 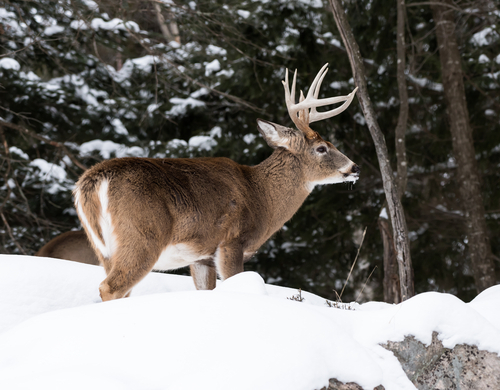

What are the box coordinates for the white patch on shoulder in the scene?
[74,188,108,258]
[153,244,208,271]
[98,180,117,259]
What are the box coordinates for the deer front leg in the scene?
[190,260,217,290]
[215,242,244,281]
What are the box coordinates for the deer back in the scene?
[36,230,100,266]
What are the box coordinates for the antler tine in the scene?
[288,63,358,124]
[282,68,316,138]
[298,90,309,124]
[312,66,329,100]
[282,65,357,137]
[282,68,298,107]
[306,63,329,101]
[309,87,359,123]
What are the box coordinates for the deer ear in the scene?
[256,119,293,149]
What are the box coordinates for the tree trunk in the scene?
[380,0,409,304]
[431,0,496,292]
[379,211,401,303]
[329,0,414,300]
[395,0,408,198]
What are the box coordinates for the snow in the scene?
[407,74,443,92]
[206,44,227,56]
[470,26,499,47]
[69,20,88,30]
[43,25,65,36]
[237,9,251,19]
[110,118,128,135]
[166,138,188,149]
[91,18,140,33]
[107,55,159,82]
[166,97,205,117]
[0,255,499,390]
[28,158,73,194]
[9,146,29,160]
[81,0,99,11]
[0,57,20,71]
[209,126,222,138]
[188,135,217,151]
[243,133,257,144]
[478,54,490,63]
[205,59,221,76]
[79,139,147,159]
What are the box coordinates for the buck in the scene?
[74,64,360,301]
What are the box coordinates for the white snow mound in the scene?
[0,255,499,390]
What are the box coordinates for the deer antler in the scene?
[282,63,358,139]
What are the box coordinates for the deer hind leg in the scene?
[99,244,160,301]
[190,260,217,290]
[214,242,244,281]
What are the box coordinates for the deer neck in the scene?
[252,148,310,230]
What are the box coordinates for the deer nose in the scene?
[351,164,360,174]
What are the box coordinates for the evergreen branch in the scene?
[124,26,266,114]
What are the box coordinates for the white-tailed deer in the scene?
[36,230,100,266]
[74,64,360,301]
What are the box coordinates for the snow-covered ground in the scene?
[0,255,499,390]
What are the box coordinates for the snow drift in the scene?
[0,255,499,390]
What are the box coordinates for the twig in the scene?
[1,212,26,254]
[406,2,490,17]
[339,226,367,299]
[356,266,378,302]
[0,126,12,212]
[463,73,500,111]
[0,120,87,171]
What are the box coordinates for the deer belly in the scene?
[153,244,209,271]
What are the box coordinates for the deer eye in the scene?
[316,146,327,154]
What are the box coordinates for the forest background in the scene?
[0,0,499,303]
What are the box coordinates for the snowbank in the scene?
[0,255,499,390]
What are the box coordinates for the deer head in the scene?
[257,63,360,191]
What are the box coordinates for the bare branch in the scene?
[1,212,26,255]
[0,120,87,171]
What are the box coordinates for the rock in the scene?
[384,332,500,389]
[324,332,500,390]
[326,378,384,390]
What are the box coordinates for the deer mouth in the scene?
[342,172,359,183]
[341,163,360,183]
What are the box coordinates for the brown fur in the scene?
[35,230,100,266]
[74,120,359,300]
